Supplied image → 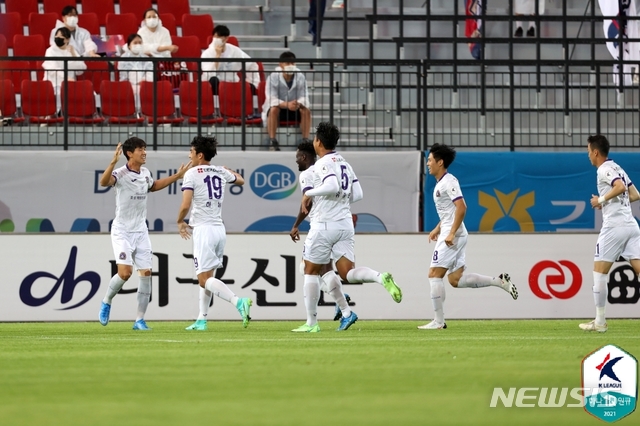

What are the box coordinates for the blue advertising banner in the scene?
[423,152,640,233]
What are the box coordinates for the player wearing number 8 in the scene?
[177,136,252,330]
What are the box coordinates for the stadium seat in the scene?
[81,0,115,27]
[61,80,105,124]
[219,81,262,125]
[179,81,223,125]
[172,36,201,59]
[79,13,101,36]
[21,80,64,124]
[0,13,22,48]
[28,13,58,42]
[119,0,153,22]
[5,0,39,26]
[0,35,7,57]
[0,60,32,94]
[140,80,183,124]
[182,15,214,50]
[77,60,112,95]
[157,0,191,24]
[257,61,265,82]
[159,14,177,37]
[106,13,138,38]
[0,80,25,124]
[99,81,145,124]
[13,35,46,58]
[206,35,239,48]
[43,0,77,19]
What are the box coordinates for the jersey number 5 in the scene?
[340,165,350,190]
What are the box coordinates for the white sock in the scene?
[429,278,445,324]
[457,273,501,288]
[346,267,382,284]
[593,272,608,326]
[323,270,351,318]
[205,277,239,306]
[319,275,329,293]
[103,274,126,304]
[528,21,535,29]
[303,274,320,326]
[516,21,523,29]
[136,276,151,321]
[198,287,212,320]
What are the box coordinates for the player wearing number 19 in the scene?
[177,136,252,331]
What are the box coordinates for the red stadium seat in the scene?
[119,0,153,22]
[159,14,177,36]
[0,35,7,57]
[61,80,105,124]
[0,60,32,94]
[182,15,213,50]
[219,81,262,125]
[81,0,115,27]
[13,35,46,58]
[106,13,138,38]
[0,79,25,124]
[5,0,39,26]
[206,35,239,48]
[140,81,183,124]
[43,0,77,19]
[28,13,58,42]
[0,13,23,48]
[179,81,223,125]
[172,35,201,59]
[157,0,191,24]
[21,80,64,124]
[78,13,101,36]
[100,81,145,124]
[77,60,112,95]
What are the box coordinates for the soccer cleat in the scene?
[417,320,447,330]
[579,320,608,333]
[333,293,351,321]
[291,323,321,332]
[132,319,151,330]
[99,302,111,326]
[337,311,358,331]
[185,320,208,331]
[236,297,252,328]
[381,272,403,303]
[499,273,519,300]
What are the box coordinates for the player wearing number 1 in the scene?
[177,136,252,331]
[579,135,640,332]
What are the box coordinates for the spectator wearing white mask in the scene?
[49,5,99,57]
[42,27,87,110]
[137,8,178,58]
[119,34,153,111]
[262,51,311,151]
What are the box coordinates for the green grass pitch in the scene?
[0,320,638,426]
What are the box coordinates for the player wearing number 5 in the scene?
[177,136,252,331]
[580,135,640,332]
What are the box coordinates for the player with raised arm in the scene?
[98,138,191,330]
[579,135,640,332]
[420,143,518,330]
[177,136,252,331]
[292,122,402,333]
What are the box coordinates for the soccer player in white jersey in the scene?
[98,137,191,330]
[176,136,252,330]
[293,122,403,333]
[580,135,640,332]
[419,143,518,330]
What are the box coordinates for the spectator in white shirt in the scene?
[119,34,153,111]
[137,8,178,58]
[49,5,99,57]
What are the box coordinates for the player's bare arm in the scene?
[150,161,192,192]
[290,198,312,242]
[590,178,627,208]
[429,221,441,242]
[99,142,122,187]
[223,166,245,186]
[629,183,640,202]
[446,198,467,247]
[176,189,193,240]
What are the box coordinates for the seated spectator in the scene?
[137,8,178,57]
[514,0,545,37]
[118,34,153,111]
[49,5,99,57]
[262,52,311,151]
[201,25,260,96]
[42,27,87,110]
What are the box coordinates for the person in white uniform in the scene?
[98,137,191,330]
[49,5,99,57]
[177,136,252,331]
[420,143,518,330]
[118,33,153,111]
[580,135,640,332]
[42,27,87,110]
[137,8,178,58]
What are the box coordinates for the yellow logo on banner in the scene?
[478,189,535,232]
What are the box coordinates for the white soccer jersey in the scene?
[300,165,321,223]
[111,165,154,233]
[433,173,468,237]
[597,159,638,228]
[181,164,237,226]
[312,152,358,223]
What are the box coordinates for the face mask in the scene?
[54,38,66,48]
[284,65,297,73]
[65,16,78,27]
[146,18,159,28]
[213,38,224,48]
[130,44,143,55]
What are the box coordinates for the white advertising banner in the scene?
[1,233,638,322]
[0,151,421,233]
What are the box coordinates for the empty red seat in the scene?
[77,61,112,95]
[21,80,64,124]
[100,80,145,124]
[0,13,22,48]
[159,14,177,36]
[219,81,262,125]
[28,13,58,42]
[79,13,101,36]
[43,0,77,18]
[140,80,183,124]
[61,80,104,124]
[179,81,223,125]
[13,35,46,58]
[106,13,138,37]
[81,0,115,27]
[182,15,213,50]
[0,79,25,124]
[5,0,39,26]
[119,0,153,22]
[0,61,32,94]
[172,36,201,59]
[157,0,191,24]
[0,35,7,57]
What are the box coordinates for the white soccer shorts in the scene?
[192,224,226,274]
[430,234,468,272]
[303,227,355,265]
[594,226,640,263]
[111,229,153,270]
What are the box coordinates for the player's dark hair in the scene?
[279,51,296,62]
[126,33,142,47]
[122,137,147,160]
[297,140,316,162]
[191,136,218,161]
[143,8,158,19]
[61,6,77,16]
[213,25,230,37]
[429,143,456,169]
[315,122,340,151]
[55,27,71,40]
[587,134,610,157]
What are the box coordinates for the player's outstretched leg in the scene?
[334,294,351,321]
[499,274,519,300]
[236,298,252,328]
[204,277,252,328]
[345,267,403,303]
[99,274,127,326]
[457,272,518,300]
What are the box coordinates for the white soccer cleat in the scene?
[579,320,608,333]
[499,273,518,300]
[417,320,447,330]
